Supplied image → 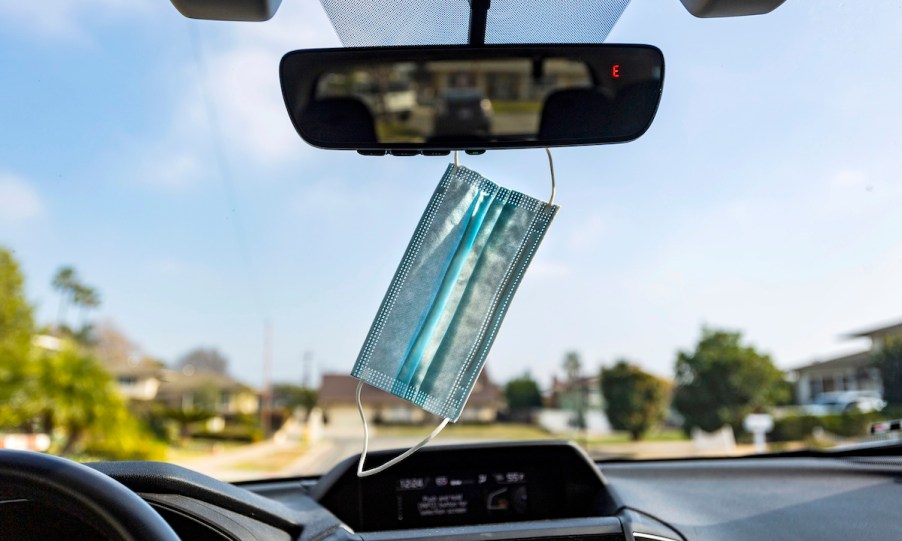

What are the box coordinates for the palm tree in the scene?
[563,351,582,382]
[72,284,101,340]
[562,352,586,432]
[51,266,77,332]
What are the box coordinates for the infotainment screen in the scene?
[356,459,573,530]
[314,441,607,532]
[395,470,529,523]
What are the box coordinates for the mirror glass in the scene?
[280,45,664,151]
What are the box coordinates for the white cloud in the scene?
[132,1,339,193]
[0,0,152,42]
[191,0,340,167]
[201,46,309,165]
[130,86,215,192]
[830,169,868,188]
[0,172,44,224]
[139,144,210,192]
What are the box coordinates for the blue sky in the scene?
[1,1,901,390]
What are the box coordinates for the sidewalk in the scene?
[167,416,312,481]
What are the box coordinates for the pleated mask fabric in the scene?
[351,163,558,421]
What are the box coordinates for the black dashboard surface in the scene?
[600,456,902,541]
[12,442,895,541]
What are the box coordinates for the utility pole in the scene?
[302,350,313,388]
[262,320,273,438]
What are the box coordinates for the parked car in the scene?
[353,80,416,120]
[433,88,493,138]
[804,391,886,416]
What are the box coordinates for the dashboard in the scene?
[313,441,610,531]
[2,440,901,540]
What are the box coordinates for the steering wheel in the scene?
[0,449,180,541]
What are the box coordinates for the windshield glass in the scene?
[1,1,900,481]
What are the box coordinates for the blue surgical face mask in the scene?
[352,163,558,424]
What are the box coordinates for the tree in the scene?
[673,327,787,433]
[52,266,77,330]
[164,407,216,442]
[504,373,543,412]
[0,252,156,458]
[177,347,229,375]
[874,338,902,406]
[30,343,132,454]
[50,266,101,342]
[72,283,101,328]
[272,384,318,420]
[562,351,587,430]
[563,351,582,381]
[7,339,150,456]
[600,360,670,441]
[0,248,34,346]
[0,247,35,426]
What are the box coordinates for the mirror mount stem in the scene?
[467,0,491,45]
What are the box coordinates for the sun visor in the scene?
[318,0,631,46]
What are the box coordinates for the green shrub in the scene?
[770,410,899,442]
[194,425,263,443]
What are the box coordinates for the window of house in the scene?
[809,376,823,399]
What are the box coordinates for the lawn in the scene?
[165,438,244,462]
[374,423,551,440]
[372,424,689,443]
[584,428,688,444]
[229,444,309,472]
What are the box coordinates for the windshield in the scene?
[1,1,900,481]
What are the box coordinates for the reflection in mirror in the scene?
[315,59,592,144]
[281,46,664,151]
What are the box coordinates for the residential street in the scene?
[168,419,756,482]
[169,422,478,481]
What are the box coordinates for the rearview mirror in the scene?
[279,45,664,154]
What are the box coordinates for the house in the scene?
[540,375,611,434]
[317,371,501,428]
[791,318,902,404]
[155,370,259,417]
[91,323,167,401]
[34,332,166,401]
[103,356,167,401]
[792,351,880,405]
[547,375,604,411]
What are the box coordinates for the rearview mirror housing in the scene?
[678,0,785,18]
[279,45,664,153]
[170,0,281,21]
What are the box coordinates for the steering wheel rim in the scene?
[0,449,180,541]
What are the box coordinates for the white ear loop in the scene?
[453,148,556,205]
[355,379,450,477]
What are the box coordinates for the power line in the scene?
[186,23,269,320]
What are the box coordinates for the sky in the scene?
[1,0,901,391]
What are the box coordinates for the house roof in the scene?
[318,371,500,408]
[155,370,256,402]
[549,375,598,394]
[102,357,166,378]
[844,317,902,341]
[791,350,872,374]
